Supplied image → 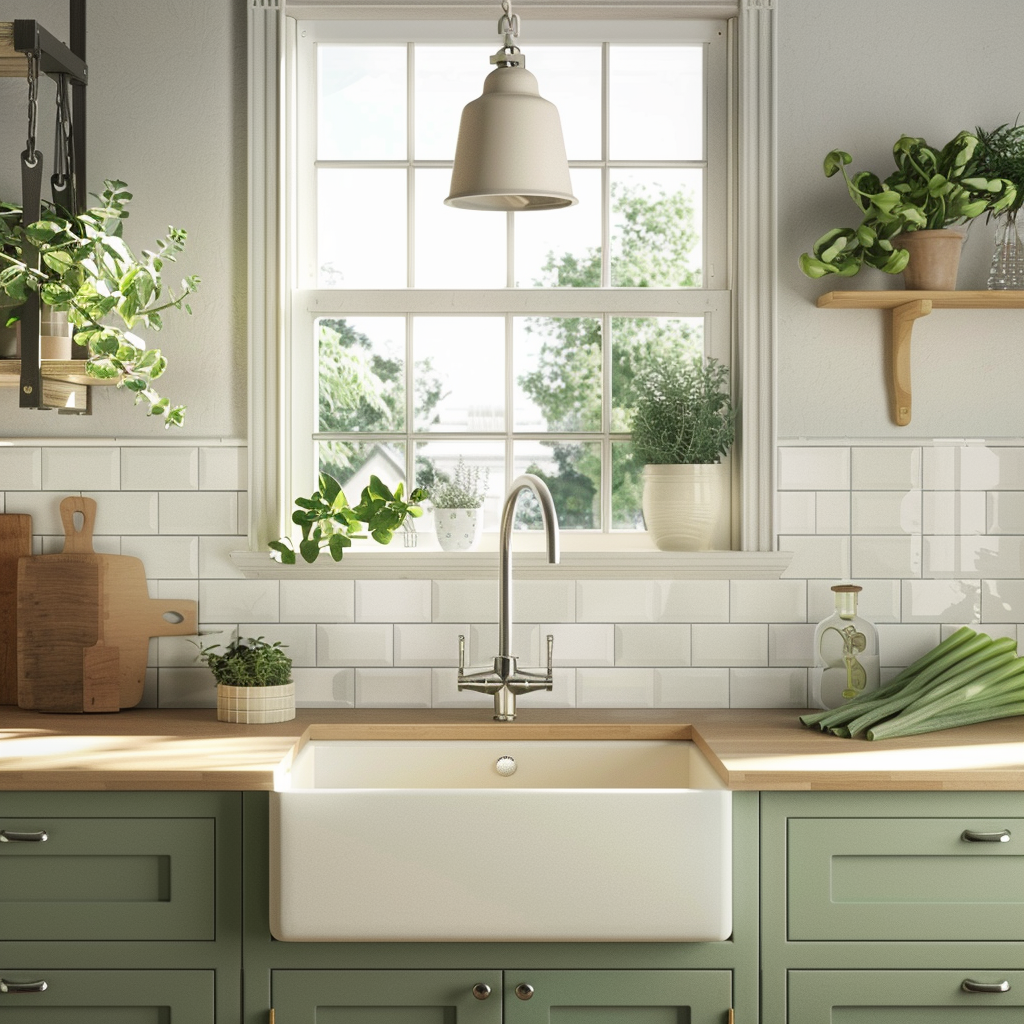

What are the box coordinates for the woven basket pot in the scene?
[217,682,295,723]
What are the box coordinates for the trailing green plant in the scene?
[270,472,427,564]
[974,119,1024,220]
[800,131,1018,279]
[429,457,489,509]
[200,636,292,688]
[630,354,735,465]
[0,179,199,427]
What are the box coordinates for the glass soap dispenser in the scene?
[809,584,880,710]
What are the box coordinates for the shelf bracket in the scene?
[889,298,931,426]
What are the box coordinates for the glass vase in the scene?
[986,215,1024,290]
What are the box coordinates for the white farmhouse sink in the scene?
[270,738,731,943]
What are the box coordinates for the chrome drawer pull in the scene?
[962,979,1010,994]
[0,979,48,994]
[0,829,48,843]
[961,829,1011,843]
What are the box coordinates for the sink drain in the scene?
[495,755,517,776]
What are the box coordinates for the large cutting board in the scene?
[17,496,199,712]
[0,513,33,704]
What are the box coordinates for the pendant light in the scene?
[445,0,576,211]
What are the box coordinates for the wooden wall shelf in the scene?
[0,359,117,413]
[816,290,1024,425]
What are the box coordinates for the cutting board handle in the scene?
[60,496,98,554]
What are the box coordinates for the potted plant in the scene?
[200,636,295,724]
[974,120,1024,289]
[0,179,199,427]
[800,131,1017,290]
[429,458,489,551]
[630,353,735,551]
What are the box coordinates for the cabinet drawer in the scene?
[0,969,214,1021]
[788,970,1024,1023]
[0,816,215,941]
[787,815,1023,941]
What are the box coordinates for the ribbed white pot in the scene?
[642,463,731,551]
[216,682,295,723]
[434,507,483,551]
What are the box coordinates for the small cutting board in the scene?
[0,513,33,704]
[17,496,198,711]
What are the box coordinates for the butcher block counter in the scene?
[1,706,1021,791]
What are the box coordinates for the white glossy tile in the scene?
[468,624,540,667]
[923,446,956,490]
[0,447,41,489]
[199,446,247,490]
[981,580,1024,624]
[317,623,393,666]
[355,667,431,707]
[958,446,1024,490]
[768,624,817,667]
[121,447,198,490]
[41,447,120,490]
[235,623,316,667]
[431,666,575,708]
[356,580,432,622]
[814,491,850,535]
[157,580,199,604]
[280,579,355,623]
[199,579,279,622]
[138,667,159,709]
[807,579,901,624]
[851,535,921,578]
[922,491,986,535]
[121,535,198,579]
[614,623,690,666]
[851,447,921,490]
[851,491,921,535]
[293,667,355,707]
[924,536,1024,579]
[394,623,466,666]
[40,533,120,555]
[157,623,230,669]
[902,580,982,623]
[159,491,238,535]
[576,580,657,622]
[987,492,1024,535]
[2,491,61,533]
[656,580,730,622]
[541,623,615,666]
[82,491,159,535]
[777,491,815,534]
[198,536,247,578]
[729,668,808,708]
[576,668,655,708]
[875,623,942,667]
[158,666,216,707]
[779,535,850,580]
[236,490,249,536]
[730,580,806,623]
[653,668,729,708]
[778,446,849,490]
[691,623,767,667]
[516,580,575,622]
[431,580,498,623]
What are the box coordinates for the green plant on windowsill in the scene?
[0,179,199,427]
[270,472,428,564]
[429,457,488,509]
[199,636,292,688]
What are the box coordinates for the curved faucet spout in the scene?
[500,474,559,659]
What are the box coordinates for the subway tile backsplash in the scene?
[2,440,1023,710]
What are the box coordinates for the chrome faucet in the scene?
[457,474,560,721]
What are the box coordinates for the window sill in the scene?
[230,549,792,580]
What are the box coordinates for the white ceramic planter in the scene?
[642,463,730,551]
[217,682,295,723]
[434,507,483,551]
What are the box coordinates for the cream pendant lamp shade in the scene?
[446,2,576,212]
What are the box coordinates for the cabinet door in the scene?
[0,969,214,1022]
[788,970,1024,1023]
[271,970,502,1023]
[504,969,733,1023]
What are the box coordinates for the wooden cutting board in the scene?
[17,496,199,712]
[0,513,33,704]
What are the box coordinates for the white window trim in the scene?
[244,0,779,579]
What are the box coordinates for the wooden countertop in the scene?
[0,706,1021,791]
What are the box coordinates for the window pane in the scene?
[318,46,407,161]
[611,440,644,530]
[414,169,506,287]
[526,46,601,160]
[513,316,601,431]
[415,439,505,532]
[609,46,703,161]
[318,440,407,501]
[415,45,496,161]
[514,169,601,287]
[413,317,504,431]
[318,317,405,432]
[609,170,703,287]
[318,169,407,287]
[513,441,601,531]
[611,316,704,431]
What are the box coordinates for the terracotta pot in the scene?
[895,229,964,290]
[641,463,731,551]
[217,682,295,723]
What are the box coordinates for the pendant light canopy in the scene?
[446,1,576,212]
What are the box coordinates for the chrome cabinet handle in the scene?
[515,983,535,1001]
[471,984,491,1000]
[961,829,1011,843]
[962,979,1011,993]
[0,829,48,843]
[0,979,48,993]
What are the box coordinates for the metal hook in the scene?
[497,0,520,46]
[25,51,39,162]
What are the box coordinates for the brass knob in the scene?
[472,983,491,1000]
[515,983,535,1000]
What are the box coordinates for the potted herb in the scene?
[429,457,489,551]
[201,636,295,724]
[800,131,1017,290]
[630,354,735,551]
[0,179,199,427]
[974,120,1024,289]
